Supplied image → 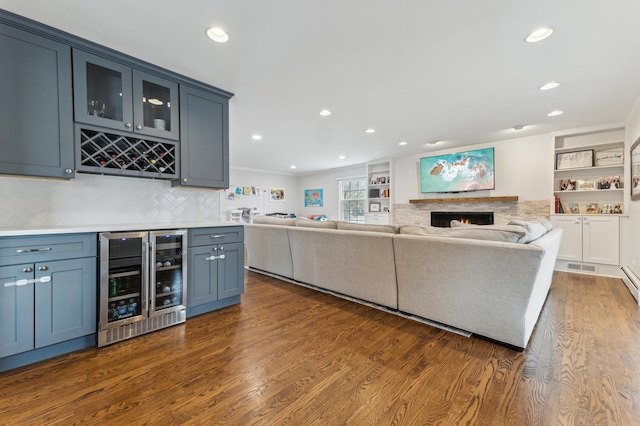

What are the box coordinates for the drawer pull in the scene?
[210,234,225,239]
[16,247,52,253]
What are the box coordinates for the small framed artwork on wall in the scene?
[270,188,285,202]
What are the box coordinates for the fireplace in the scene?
[431,211,494,228]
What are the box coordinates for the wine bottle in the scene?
[96,155,107,166]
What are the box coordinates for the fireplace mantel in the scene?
[409,196,518,204]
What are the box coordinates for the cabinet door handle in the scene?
[136,125,143,130]
[65,169,73,174]
[23,267,33,273]
[38,266,48,271]
[16,247,52,253]
[205,255,217,261]
[125,122,132,128]
[218,254,225,260]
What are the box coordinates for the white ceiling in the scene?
[2,0,640,174]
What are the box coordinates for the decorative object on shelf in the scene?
[304,188,324,207]
[381,188,390,198]
[369,188,380,198]
[559,179,577,191]
[569,203,580,214]
[270,188,285,202]
[586,202,599,214]
[598,176,621,189]
[594,147,623,166]
[88,99,105,117]
[613,203,623,214]
[556,149,593,170]
[600,204,613,214]
[383,207,390,213]
[369,202,381,212]
[577,179,597,190]
[632,136,640,201]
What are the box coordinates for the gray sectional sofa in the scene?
[244,216,562,349]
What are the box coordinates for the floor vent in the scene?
[567,263,596,272]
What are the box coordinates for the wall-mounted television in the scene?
[420,147,495,193]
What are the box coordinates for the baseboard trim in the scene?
[621,266,640,305]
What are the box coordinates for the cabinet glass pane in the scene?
[142,80,172,132]
[154,234,184,310]
[86,62,124,121]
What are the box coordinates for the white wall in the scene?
[393,134,553,203]
[625,96,640,277]
[296,164,365,220]
[219,167,298,221]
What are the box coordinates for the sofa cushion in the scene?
[400,224,528,243]
[507,220,549,242]
[336,222,398,234]
[252,216,296,226]
[294,218,338,229]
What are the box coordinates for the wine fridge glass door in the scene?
[100,232,149,329]
[149,230,187,316]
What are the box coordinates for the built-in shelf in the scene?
[409,196,518,204]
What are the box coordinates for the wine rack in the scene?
[76,126,178,179]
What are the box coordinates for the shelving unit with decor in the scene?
[365,160,392,225]
[550,125,625,277]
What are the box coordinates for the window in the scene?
[338,177,366,223]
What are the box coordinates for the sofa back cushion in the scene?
[295,218,338,229]
[507,220,551,242]
[336,222,398,234]
[399,224,528,243]
[252,216,296,226]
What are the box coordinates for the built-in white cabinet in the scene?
[552,215,619,266]
[365,160,392,224]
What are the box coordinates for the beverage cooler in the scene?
[98,229,187,346]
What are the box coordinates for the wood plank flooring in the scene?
[1,270,640,425]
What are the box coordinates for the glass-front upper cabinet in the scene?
[73,50,179,140]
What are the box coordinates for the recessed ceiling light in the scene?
[525,27,554,43]
[290,165,296,169]
[319,109,331,116]
[426,140,442,146]
[338,155,346,160]
[512,124,526,131]
[539,82,560,91]
[252,134,262,140]
[365,128,375,134]
[547,110,563,117]
[399,141,408,146]
[206,27,229,43]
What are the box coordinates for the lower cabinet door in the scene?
[218,242,245,299]
[0,264,35,358]
[188,245,219,307]
[34,258,96,348]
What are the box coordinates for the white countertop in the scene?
[0,221,242,237]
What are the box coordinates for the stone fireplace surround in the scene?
[392,199,550,227]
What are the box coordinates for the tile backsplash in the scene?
[0,174,221,228]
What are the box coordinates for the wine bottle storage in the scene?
[77,126,178,178]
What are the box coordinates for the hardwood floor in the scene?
[1,270,640,425]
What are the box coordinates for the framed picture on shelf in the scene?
[632,136,640,201]
[594,147,623,166]
[598,176,621,189]
[613,204,623,214]
[556,149,593,170]
[569,203,580,214]
[559,179,577,191]
[577,179,597,190]
[369,202,381,212]
[585,202,599,214]
[600,204,613,214]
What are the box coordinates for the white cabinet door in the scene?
[552,215,583,261]
[364,213,390,225]
[583,215,619,265]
